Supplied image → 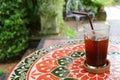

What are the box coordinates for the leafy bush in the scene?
[114,0,120,4]
[0,0,29,60]
[80,0,114,14]
[23,0,40,35]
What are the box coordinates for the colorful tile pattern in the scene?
[7,40,120,80]
[27,44,120,80]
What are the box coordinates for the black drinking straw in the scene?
[72,11,94,30]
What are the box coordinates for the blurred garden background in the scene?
[0,0,120,79]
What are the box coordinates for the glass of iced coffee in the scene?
[84,23,110,69]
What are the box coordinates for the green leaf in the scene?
[4,20,11,25]
[71,51,85,58]
[52,67,69,78]
[66,27,76,38]
[57,57,73,66]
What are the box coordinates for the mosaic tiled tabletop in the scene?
[7,39,120,80]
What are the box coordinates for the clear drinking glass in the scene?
[84,23,110,68]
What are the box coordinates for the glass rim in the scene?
[83,25,110,32]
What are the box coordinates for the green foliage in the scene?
[66,27,76,38]
[92,0,114,6]
[0,0,29,60]
[114,0,120,4]
[23,0,39,21]
[23,0,40,32]
[80,0,114,14]
[0,68,5,76]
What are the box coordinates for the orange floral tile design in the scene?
[26,44,120,80]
